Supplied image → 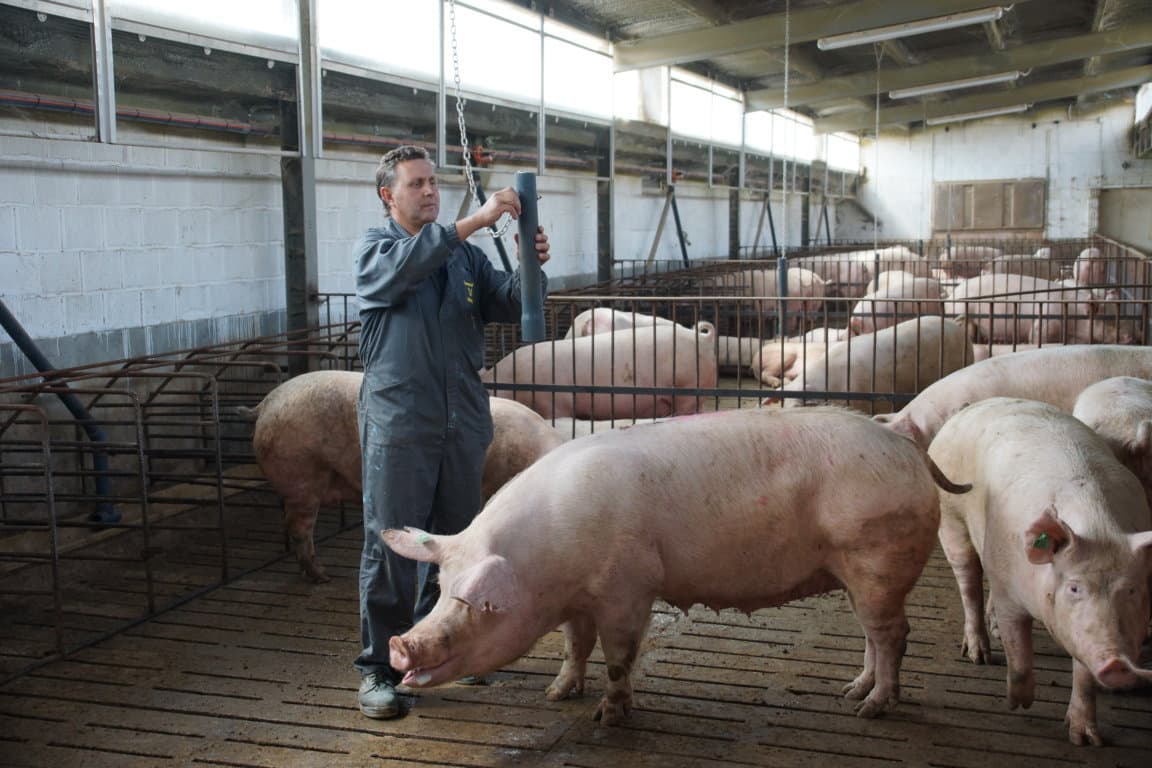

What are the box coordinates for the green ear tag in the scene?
[1033,532,1049,550]
[417,533,432,545]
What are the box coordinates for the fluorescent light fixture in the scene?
[818,6,1009,50]
[889,70,1026,99]
[925,103,1032,126]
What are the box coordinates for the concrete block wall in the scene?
[1,134,287,377]
[858,101,1152,240]
[2,131,824,377]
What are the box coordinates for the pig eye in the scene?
[1067,583,1080,596]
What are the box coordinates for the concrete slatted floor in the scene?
[1,524,1151,767]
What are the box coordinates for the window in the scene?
[827,132,860,172]
[544,19,611,119]
[319,0,438,79]
[0,4,96,140]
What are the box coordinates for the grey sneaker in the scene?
[358,672,401,719]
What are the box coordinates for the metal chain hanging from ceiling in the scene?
[448,0,512,237]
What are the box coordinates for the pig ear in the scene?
[450,554,520,613]
[880,414,920,444]
[382,527,444,564]
[1129,420,1152,458]
[1130,531,1152,572]
[1024,508,1075,565]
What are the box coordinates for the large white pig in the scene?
[562,307,677,340]
[943,273,1107,344]
[1073,247,1108,286]
[752,338,833,387]
[482,321,718,419]
[864,269,930,295]
[706,267,826,334]
[929,398,1152,746]
[849,276,943,335]
[382,407,969,724]
[716,334,769,373]
[798,246,928,299]
[932,243,1003,279]
[981,253,1064,281]
[243,371,563,582]
[550,415,670,441]
[970,342,1064,362]
[770,316,973,415]
[876,345,1152,450]
[1073,376,1152,508]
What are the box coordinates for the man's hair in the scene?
[375,145,432,211]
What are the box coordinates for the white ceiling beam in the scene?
[613,0,1028,72]
[813,64,1152,132]
[746,21,1152,111]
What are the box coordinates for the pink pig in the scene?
[244,371,562,582]
[929,397,1152,746]
[382,407,969,725]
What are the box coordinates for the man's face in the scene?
[381,158,440,235]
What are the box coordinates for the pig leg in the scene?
[937,521,991,663]
[843,590,910,718]
[546,614,597,701]
[1066,659,1104,747]
[284,499,328,583]
[992,594,1036,710]
[592,598,655,726]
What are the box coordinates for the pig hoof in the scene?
[841,680,869,701]
[545,679,584,701]
[961,641,991,665]
[853,693,897,719]
[1067,720,1104,747]
[841,671,875,701]
[593,696,631,726]
[303,568,331,584]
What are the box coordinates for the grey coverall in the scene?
[353,217,544,680]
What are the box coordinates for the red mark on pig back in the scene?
[758,495,769,506]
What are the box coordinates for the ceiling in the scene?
[534,0,1152,134]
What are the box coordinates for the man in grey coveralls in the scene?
[353,145,550,719]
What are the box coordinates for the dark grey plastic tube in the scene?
[514,171,545,342]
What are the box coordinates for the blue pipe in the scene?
[0,298,119,523]
[514,171,546,343]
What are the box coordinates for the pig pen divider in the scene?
[0,325,366,684]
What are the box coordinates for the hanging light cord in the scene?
[781,0,790,260]
[873,44,884,254]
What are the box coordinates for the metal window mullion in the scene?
[297,0,323,161]
[92,0,116,143]
[438,0,447,167]
[537,7,545,176]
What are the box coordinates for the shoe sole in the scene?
[359,703,401,719]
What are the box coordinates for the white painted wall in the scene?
[1,133,818,375]
[857,101,1152,240]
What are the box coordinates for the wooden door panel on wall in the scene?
[933,178,1046,236]
[1098,187,1152,251]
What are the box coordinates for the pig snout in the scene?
[387,632,461,688]
[1094,656,1152,690]
[388,635,414,674]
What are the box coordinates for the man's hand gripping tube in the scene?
[515,171,545,343]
